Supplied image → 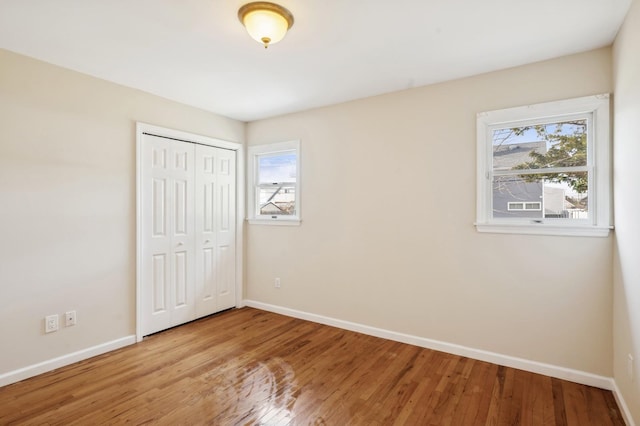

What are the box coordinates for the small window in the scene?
[248,140,300,225]
[507,202,541,211]
[476,94,611,236]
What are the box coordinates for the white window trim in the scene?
[247,140,301,226]
[476,94,612,237]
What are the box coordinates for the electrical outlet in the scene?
[628,354,634,380]
[65,310,77,327]
[45,314,59,333]
[275,277,281,288]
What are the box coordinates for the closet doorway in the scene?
[136,123,243,340]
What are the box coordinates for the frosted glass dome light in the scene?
[238,2,294,48]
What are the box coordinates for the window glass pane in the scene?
[258,151,297,184]
[492,120,587,171]
[258,186,296,216]
[493,173,588,219]
[524,202,541,210]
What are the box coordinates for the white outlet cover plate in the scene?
[45,314,59,333]
[65,311,76,326]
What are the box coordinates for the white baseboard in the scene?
[612,381,637,426]
[243,300,614,391]
[0,335,136,388]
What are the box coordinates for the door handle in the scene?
[204,239,211,244]
[177,242,184,246]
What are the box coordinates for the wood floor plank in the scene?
[452,359,496,424]
[391,352,440,425]
[0,308,624,425]
[430,356,473,424]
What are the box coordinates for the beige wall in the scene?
[0,49,244,374]
[613,0,640,422]
[246,48,614,376]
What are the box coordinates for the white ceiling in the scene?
[0,0,632,122]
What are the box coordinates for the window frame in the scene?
[476,94,611,237]
[247,140,301,226]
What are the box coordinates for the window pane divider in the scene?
[257,183,296,187]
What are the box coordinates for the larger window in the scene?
[247,140,300,225]
[476,94,611,236]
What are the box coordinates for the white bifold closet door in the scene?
[141,133,236,336]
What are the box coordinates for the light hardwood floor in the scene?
[0,308,625,425]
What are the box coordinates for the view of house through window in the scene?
[257,151,297,216]
[491,119,588,220]
[248,140,300,225]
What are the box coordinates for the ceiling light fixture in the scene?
[238,2,294,49]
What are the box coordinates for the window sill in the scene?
[248,218,301,226]
[475,223,612,237]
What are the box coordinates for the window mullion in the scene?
[492,165,589,177]
[257,182,296,188]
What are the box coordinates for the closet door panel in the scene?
[141,135,195,335]
[216,149,236,311]
[142,136,173,335]
[168,141,195,326]
[195,145,218,317]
